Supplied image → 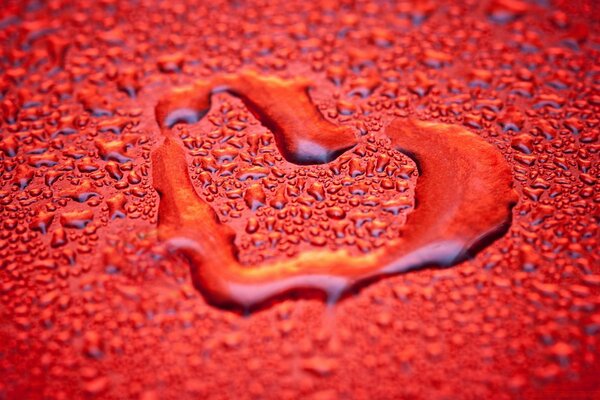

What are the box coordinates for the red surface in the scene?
[0,0,599,399]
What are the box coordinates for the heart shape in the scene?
[152,71,517,310]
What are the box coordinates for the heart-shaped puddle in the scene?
[152,71,517,310]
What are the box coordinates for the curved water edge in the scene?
[152,73,517,310]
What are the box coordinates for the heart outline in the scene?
[152,72,518,310]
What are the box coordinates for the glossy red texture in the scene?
[0,0,599,399]
[153,76,516,308]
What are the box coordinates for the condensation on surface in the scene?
[0,0,598,399]
[152,75,516,308]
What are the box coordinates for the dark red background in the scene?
[0,0,599,398]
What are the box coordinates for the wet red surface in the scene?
[1,0,599,399]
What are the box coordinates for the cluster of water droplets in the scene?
[167,93,416,264]
[0,0,598,398]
